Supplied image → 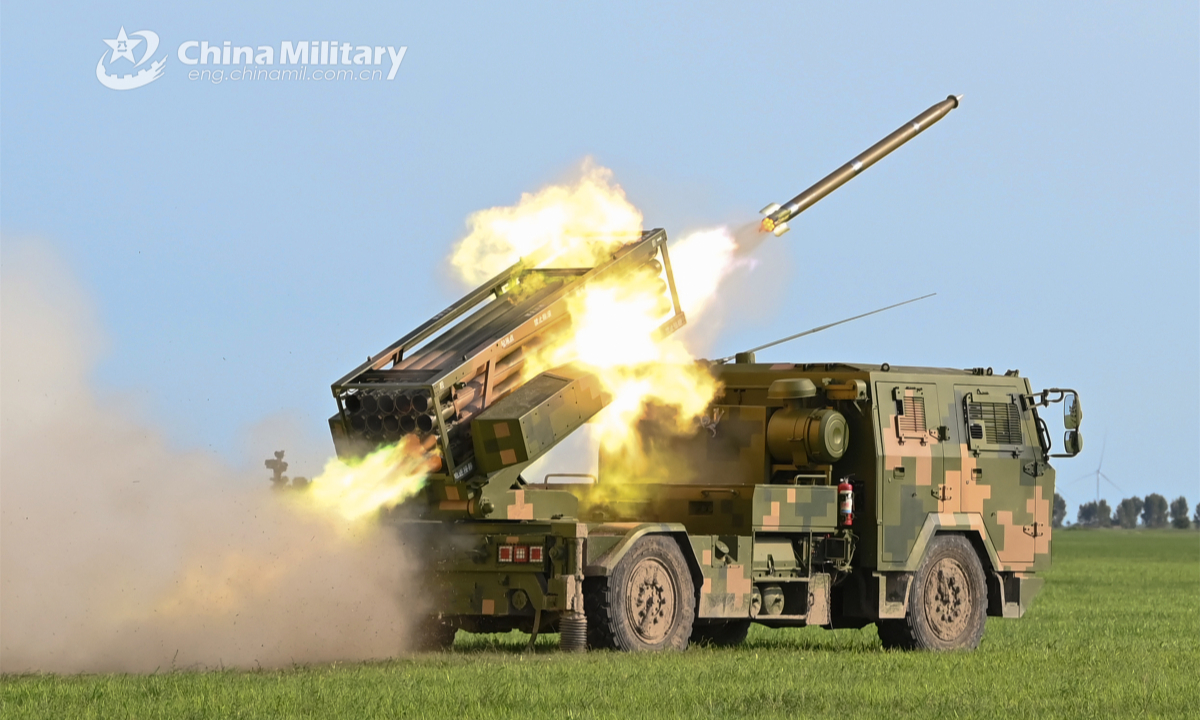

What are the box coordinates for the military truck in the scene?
[326,96,1083,652]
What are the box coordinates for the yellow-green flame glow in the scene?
[304,436,439,521]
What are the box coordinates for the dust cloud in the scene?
[0,244,424,673]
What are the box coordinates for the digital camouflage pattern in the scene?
[413,361,1072,645]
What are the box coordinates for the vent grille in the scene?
[898,396,926,436]
[967,401,1022,445]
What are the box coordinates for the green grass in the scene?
[3,530,1197,719]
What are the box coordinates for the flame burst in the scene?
[303,436,440,522]
[306,160,740,520]
[450,160,740,477]
[450,160,643,285]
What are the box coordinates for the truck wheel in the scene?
[585,536,695,651]
[880,535,986,651]
[410,618,457,652]
[690,620,751,648]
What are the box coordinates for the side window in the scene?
[961,388,1024,451]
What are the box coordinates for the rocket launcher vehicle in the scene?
[329,95,961,521]
[312,96,1080,654]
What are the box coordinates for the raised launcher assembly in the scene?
[329,229,685,511]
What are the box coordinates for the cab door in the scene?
[876,382,945,565]
[954,385,1041,566]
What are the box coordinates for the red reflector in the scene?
[513,545,528,563]
[529,546,543,563]
[498,545,513,563]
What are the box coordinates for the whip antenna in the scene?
[715,293,936,363]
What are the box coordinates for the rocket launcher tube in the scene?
[760,94,961,235]
[330,230,686,484]
[332,242,559,386]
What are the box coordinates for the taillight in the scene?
[497,543,544,564]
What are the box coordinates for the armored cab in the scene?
[589,359,1076,647]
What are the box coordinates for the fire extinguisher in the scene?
[838,476,854,527]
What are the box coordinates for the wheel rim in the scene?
[923,557,972,641]
[624,557,677,643]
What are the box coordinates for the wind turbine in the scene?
[1069,432,1121,507]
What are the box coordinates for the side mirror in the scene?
[1063,391,1082,430]
[1063,429,1083,456]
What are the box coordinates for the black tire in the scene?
[410,618,457,652]
[585,536,696,651]
[879,535,987,651]
[690,620,751,648]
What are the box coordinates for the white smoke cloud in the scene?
[0,242,424,673]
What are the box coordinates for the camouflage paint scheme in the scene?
[403,361,1065,636]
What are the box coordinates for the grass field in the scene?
[3,530,1197,719]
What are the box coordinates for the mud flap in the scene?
[807,573,831,626]
[875,572,912,619]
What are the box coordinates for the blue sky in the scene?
[2,1,1196,515]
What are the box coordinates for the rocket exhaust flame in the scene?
[442,162,742,471]
[309,161,745,522]
[450,160,644,285]
[303,435,441,522]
